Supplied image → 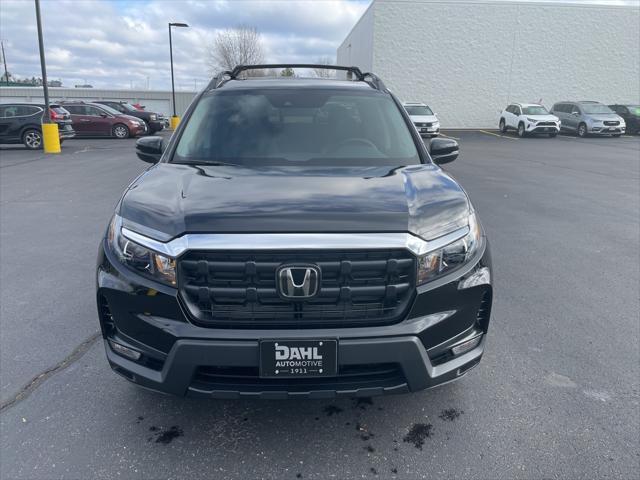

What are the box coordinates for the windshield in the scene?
[405,105,433,116]
[97,104,123,116]
[174,89,420,166]
[581,104,614,114]
[118,103,137,112]
[522,106,548,115]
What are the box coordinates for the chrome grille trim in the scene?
[120,220,470,259]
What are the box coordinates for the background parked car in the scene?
[499,103,560,137]
[0,103,75,149]
[94,101,164,134]
[609,104,640,135]
[403,102,440,137]
[551,101,625,137]
[60,102,147,139]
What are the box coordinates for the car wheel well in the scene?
[20,124,42,137]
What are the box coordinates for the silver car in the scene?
[550,101,626,137]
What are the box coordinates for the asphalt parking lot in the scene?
[1,131,638,479]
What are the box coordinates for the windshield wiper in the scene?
[174,160,240,167]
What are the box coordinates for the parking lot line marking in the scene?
[479,130,518,140]
[440,133,460,140]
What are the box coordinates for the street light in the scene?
[168,22,188,129]
[34,0,60,153]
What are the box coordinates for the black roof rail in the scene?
[205,64,387,92]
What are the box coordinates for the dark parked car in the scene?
[60,102,147,139]
[609,104,640,135]
[94,101,164,134]
[0,103,75,149]
[96,65,492,399]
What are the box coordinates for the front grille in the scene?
[191,363,406,392]
[415,122,432,127]
[178,249,416,328]
[604,121,620,126]
[537,121,556,126]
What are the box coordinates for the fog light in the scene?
[109,340,141,361]
[451,334,482,356]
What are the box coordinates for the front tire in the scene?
[549,132,557,138]
[517,123,526,137]
[577,123,588,138]
[112,124,130,139]
[612,134,621,138]
[22,129,43,150]
[499,118,507,133]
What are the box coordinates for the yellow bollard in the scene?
[170,116,181,130]
[42,123,61,153]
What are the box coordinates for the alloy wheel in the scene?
[24,130,42,149]
[114,125,129,139]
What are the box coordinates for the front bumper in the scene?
[97,237,492,398]
[130,123,148,136]
[588,125,625,135]
[526,123,560,134]
[147,120,164,133]
[416,125,440,137]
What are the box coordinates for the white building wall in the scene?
[337,3,375,71]
[0,87,198,118]
[341,0,640,128]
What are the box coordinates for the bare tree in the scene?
[209,25,265,76]
[313,56,335,78]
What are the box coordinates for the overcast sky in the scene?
[0,0,370,91]
[2,0,636,91]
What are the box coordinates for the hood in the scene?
[122,114,143,123]
[409,114,438,123]
[588,114,623,122]
[527,114,559,122]
[118,163,471,241]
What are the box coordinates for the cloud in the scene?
[0,0,369,90]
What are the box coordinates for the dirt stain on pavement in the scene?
[439,408,464,421]
[353,397,374,410]
[403,423,433,450]
[147,425,184,444]
[323,405,344,416]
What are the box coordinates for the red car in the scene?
[60,101,147,138]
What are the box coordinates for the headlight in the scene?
[107,215,176,285]
[526,117,537,123]
[591,119,603,125]
[417,212,482,285]
[150,114,157,121]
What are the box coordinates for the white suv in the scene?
[499,103,560,138]
[403,102,440,137]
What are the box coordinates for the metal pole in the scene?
[34,0,51,123]
[1,41,9,86]
[169,24,176,117]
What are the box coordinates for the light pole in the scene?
[34,0,60,153]
[168,22,188,129]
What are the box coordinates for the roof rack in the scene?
[205,64,388,92]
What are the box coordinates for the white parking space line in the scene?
[479,130,518,140]
[439,133,460,140]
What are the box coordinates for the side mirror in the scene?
[100,113,108,118]
[136,136,164,163]
[430,137,459,165]
[571,111,579,116]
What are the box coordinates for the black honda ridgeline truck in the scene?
[96,65,492,399]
